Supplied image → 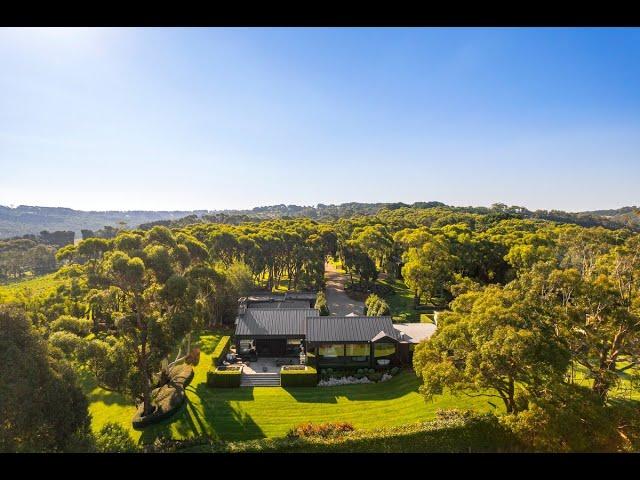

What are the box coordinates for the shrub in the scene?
[367,372,382,382]
[368,368,375,374]
[287,422,355,439]
[356,368,364,375]
[364,294,390,316]
[390,367,400,376]
[314,291,330,315]
[211,336,231,366]
[50,315,93,336]
[207,367,242,388]
[281,366,318,387]
[49,330,84,356]
[95,422,137,453]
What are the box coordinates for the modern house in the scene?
[234,294,436,369]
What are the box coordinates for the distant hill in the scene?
[0,205,208,239]
[1,203,638,239]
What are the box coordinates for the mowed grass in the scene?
[82,333,499,444]
[0,272,66,303]
[377,277,434,323]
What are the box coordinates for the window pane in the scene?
[374,343,396,357]
[319,344,344,357]
[345,344,369,356]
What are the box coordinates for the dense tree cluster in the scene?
[0,237,58,280]
[2,205,639,452]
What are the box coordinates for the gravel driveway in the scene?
[324,262,364,316]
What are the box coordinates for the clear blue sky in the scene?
[1,27,639,212]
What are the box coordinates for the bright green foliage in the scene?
[314,291,330,315]
[364,293,390,316]
[413,285,571,413]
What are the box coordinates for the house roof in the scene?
[249,300,311,309]
[306,316,399,343]
[393,322,437,343]
[235,308,319,338]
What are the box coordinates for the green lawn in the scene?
[377,277,434,323]
[83,332,499,444]
[0,272,66,303]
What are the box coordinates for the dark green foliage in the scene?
[95,422,137,453]
[207,368,242,388]
[0,305,92,452]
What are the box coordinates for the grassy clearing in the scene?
[82,332,499,444]
[0,272,66,303]
[377,277,434,323]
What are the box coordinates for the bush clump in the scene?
[364,294,390,316]
[314,291,330,316]
[287,422,355,439]
[95,422,137,453]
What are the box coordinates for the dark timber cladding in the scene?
[306,316,399,343]
[235,308,320,339]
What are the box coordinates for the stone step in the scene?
[240,373,281,387]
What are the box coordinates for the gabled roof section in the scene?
[306,316,398,343]
[370,330,398,343]
[235,308,319,338]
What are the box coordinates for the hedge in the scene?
[211,336,231,367]
[143,410,519,453]
[280,366,318,387]
[207,367,242,388]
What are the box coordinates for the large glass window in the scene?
[345,344,369,356]
[374,343,396,358]
[345,343,369,363]
[318,344,344,357]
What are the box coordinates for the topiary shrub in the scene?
[207,366,242,388]
[211,336,231,367]
[281,366,318,387]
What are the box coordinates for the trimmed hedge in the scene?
[143,410,519,453]
[211,336,231,367]
[207,367,242,388]
[280,366,318,387]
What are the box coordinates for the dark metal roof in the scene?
[306,316,399,343]
[235,308,319,338]
[249,300,311,309]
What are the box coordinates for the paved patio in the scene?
[240,357,301,374]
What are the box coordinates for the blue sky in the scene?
[1,27,639,212]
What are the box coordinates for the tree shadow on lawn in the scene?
[137,383,265,444]
[79,370,132,407]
